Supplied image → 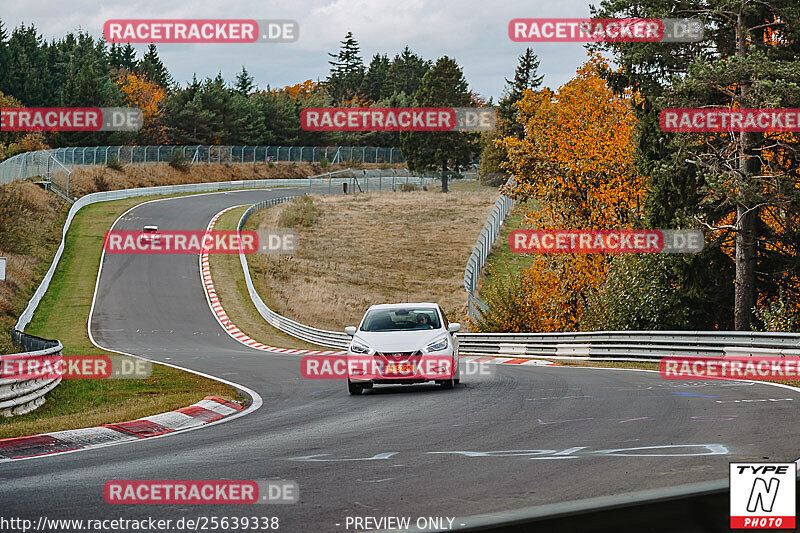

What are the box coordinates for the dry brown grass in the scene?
[244,190,499,332]
[0,181,67,353]
[70,161,401,197]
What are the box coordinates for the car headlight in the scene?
[350,342,370,354]
[426,337,449,352]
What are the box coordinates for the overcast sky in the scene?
[2,0,604,100]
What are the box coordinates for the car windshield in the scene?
[143,227,157,233]
[361,308,441,331]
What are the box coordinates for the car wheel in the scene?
[440,377,455,390]
[348,380,364,395]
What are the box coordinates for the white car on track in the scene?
[344,303,460,395]
[139,224,160,243]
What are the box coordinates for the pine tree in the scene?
[108,43,122,69]
[362,54,390,101]
[326,31,365,104]
[0,20,8,93]
[498,48,543,138]
[4,24,48,105]
[137,44,172,88]
[120,43,137,70]
[386,46,431,97]
[234,65,255,95]
[401,56,476,192]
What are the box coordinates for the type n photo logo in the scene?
[730,463,796,529]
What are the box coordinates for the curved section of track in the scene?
[1,187,799,531]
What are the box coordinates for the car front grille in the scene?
[376,351,420,356]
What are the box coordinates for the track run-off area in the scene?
[2,187,799,531]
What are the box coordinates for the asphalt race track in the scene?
[2,187,800,531]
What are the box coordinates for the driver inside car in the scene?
[415,314,433,329]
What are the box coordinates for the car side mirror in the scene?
[448,323,461,333]
[344,326,357,336]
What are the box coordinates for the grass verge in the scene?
[0,193,240,439]
[477,203,531,298]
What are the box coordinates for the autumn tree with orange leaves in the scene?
[116,71,167,144]
[476,56,645,332]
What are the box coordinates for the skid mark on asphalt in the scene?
[525,395,592,400]
[536,417,593,425]
[671,391,716,398]
[716,398,793,403]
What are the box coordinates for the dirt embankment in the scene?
[68,161,399,197]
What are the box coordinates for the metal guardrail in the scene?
[0,145,405,184]
[2,332,62,417]
[455,330,800,359]
[238,196,352,351]
[464,176,514,321]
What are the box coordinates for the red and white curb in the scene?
[0,396,242,461]
[200,207,343,356]
[459,356,556,367]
